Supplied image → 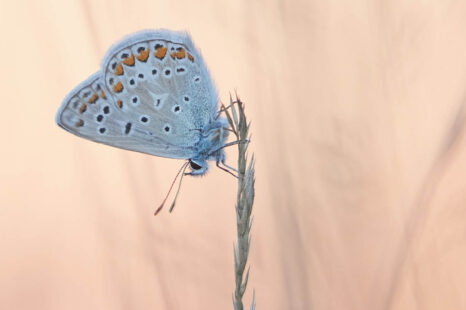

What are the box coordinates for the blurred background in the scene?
[2,0,466,309]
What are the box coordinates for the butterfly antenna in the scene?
[154,161,189,216]
[169,162,189,213]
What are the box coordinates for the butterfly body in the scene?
[56,29,228,175]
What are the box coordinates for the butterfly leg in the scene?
[207,139,250,158]
[216,159,238,178]
[220,158,238,173]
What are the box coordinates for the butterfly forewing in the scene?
[102,33,215,137]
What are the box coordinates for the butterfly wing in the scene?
[56,30,218,159]
[56,72,195,159]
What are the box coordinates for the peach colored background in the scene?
[2,0,466,309]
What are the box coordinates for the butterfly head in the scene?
[188,159,208,175]
[187,119,229,176]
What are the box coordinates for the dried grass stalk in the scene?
[223,95,256,310]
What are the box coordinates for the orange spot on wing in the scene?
[112,81,123,93]
[122,54,135,66]
[116,100,123,108]
[187,53,194,62]
[177,48,186,59]
[100,90,106,99]
[114,63,124,75]
[75,119,84,127]
[136,49,149,62]
[170,49,186,60]
[154,47,167,59]
[88,94,98,104]
[79,103,87,113]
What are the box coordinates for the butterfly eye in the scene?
[190,161,202,170]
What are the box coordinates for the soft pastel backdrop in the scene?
[2,0,466,309]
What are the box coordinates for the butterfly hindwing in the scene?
[102,30,218,136]
[56,30,220,160]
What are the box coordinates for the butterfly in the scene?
[55,29,234,213]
